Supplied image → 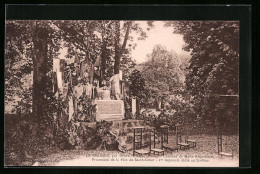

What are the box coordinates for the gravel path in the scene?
[20,134,238,167]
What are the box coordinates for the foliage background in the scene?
[4,20,239,165]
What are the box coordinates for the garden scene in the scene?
[5,20,239,167]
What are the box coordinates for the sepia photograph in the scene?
[5,20,239,167]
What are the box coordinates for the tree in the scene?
[5,21,62,161]
[128,69,149,109]
[5,20,62,132]
[114,21,132,74]
[4,20,153,160]
[113,21,151,75]
[165,21,239,125]
[141,45,188,98]
[129,69,147,99]
[5,20,151,130]
[56,20,150,79]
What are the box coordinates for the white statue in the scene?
[109,74,121,100]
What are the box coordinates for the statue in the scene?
[109,74,121,100]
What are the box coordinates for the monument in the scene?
[52,54,127,122]
[95,73,125,121]
[95,100,124,121]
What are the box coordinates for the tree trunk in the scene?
[32,26,49,127]
[120,21,132,58]
[114,21,132,75]
[114,21,121,74]
[101,41,107,82]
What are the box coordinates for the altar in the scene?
[52,55,128,123]
[95,100,124,121]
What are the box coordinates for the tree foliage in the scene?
[165,21,239,125]
[140,45,188,98]
[5,21,62,126]
[5,20,153,164]
[128,69,148,101]
[5,20,151,134]
[55,20,149,78]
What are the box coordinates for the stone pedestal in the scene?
[95,100,124,121]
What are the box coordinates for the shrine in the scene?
[52,54,127,123]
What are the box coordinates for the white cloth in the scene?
[119,70,123,80]
[132,98,136,115]
[110,74,120,99]
[68,97,74,121]
[53,59,60,72]
[57,71,63,93]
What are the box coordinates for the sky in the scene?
[59,21,191,63]
[131,21,190,64]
